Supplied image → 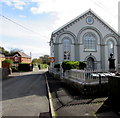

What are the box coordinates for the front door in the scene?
[87,57,95,70]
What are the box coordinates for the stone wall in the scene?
[0,68,9,80]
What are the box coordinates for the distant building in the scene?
[50,9,120,71]
[6,51,31,67]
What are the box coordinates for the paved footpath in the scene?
[2,70,49,117]
[46,72,120,117]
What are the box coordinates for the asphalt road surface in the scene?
[2,70,49,117]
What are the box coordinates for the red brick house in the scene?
[6,52,31,66]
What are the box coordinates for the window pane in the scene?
[63,39,71,60]
[108,40,114,56]
[83,33,96,51]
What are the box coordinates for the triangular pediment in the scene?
[52,9,119,37]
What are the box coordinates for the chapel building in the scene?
[50,9,120,71]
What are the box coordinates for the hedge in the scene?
[18,63,32,72]
[38,64,48,69]
[62,61,87,71]
[62,61,79,71]
[79,61,87,69]
[54,63,60,68]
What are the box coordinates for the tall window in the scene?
[63,39,71,60]
[83,32,96,51]
[108,40,114,57]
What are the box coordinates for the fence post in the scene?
[99,74,101,95]
[99,74,101,85]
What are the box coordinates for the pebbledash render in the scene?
[50,9,120,71]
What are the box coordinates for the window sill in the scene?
[84,49,97,52]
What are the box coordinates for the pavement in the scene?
[46,72,120,117]
[2,70,49,117]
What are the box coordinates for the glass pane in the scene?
[63,39,71,60]
[84,33,96,51]
[108,40,114,56]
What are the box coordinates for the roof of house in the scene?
[16,52,30,58]
[52,9,119,36]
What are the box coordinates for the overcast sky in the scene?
[0,0,119,59]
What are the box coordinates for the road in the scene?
[2,70,49,117]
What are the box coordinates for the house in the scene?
[50,9,120,71]
[6,51,31,67]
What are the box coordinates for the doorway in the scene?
[87,57,95,70]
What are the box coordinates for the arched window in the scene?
[63,39,71,60]
[108,40,114,57]
[83,32,97,51]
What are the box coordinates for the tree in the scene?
[39,55,50,65]
[0,47,23,56]
[32,55,50,65]
[0,47,9,56]
[9,48,23,55]
[32,58,42,64]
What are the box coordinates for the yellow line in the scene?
[45,73,57,117]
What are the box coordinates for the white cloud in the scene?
[4,1,12,6]
[3,0,119,30]
[30,0,119,31]
[19,15,27,18]
[0,16,50,40]
[3,0,26,10]
[0,15,51,58]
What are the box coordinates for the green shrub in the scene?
[62,61,79,71]
[39,64,48,69]
[2,59,13,65]
[54,63,60,68]
[79,61,87,69]
[62,61,87,71]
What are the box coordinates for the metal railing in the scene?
[64,69,115,84]
[49,68,115,84]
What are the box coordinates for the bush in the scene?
[62,61,87,71]
[79,61,87,69]
[2,59,13,65]
[39,64,48,69]
[62,61,79,71]
[54,63,60,68]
